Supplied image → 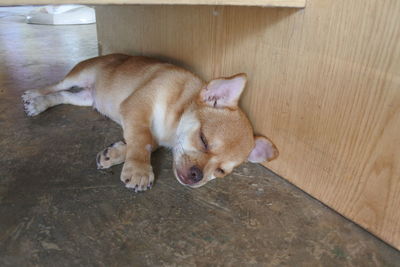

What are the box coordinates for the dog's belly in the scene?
[92,84,136,125]
[93,96,122,124]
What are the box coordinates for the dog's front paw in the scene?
[96,141,126,169]
[23,95,48,116]
[121,162,154,192]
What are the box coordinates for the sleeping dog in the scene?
[23,54,278,192]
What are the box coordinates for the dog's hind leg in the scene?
[22,64,95,98]
[23,88,93,116]
[96,141,127,169]
[22,57,98,106]
[22,63,97,116]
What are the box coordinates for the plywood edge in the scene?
[0,0,305,8]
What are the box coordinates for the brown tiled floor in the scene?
[0,6,399,266]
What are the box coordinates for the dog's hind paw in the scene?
[23,95,48,116]
[22,89,42,103]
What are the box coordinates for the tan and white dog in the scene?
[22,54,278,192]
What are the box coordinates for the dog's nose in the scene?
[189,166,203,183]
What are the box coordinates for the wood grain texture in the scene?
[0,0,305,7]
[95,0,400,249]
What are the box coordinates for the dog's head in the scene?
[173,73,278,188]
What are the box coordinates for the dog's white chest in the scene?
[152,100,174,147]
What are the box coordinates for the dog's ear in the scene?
[248,136,279,163]
[200,73,247,108]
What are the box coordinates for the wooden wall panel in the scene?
[95,0,400,249]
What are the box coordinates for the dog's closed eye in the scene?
[200,131,208,151]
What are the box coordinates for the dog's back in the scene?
[69,55,202,125]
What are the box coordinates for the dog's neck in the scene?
[151,77,203,149]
